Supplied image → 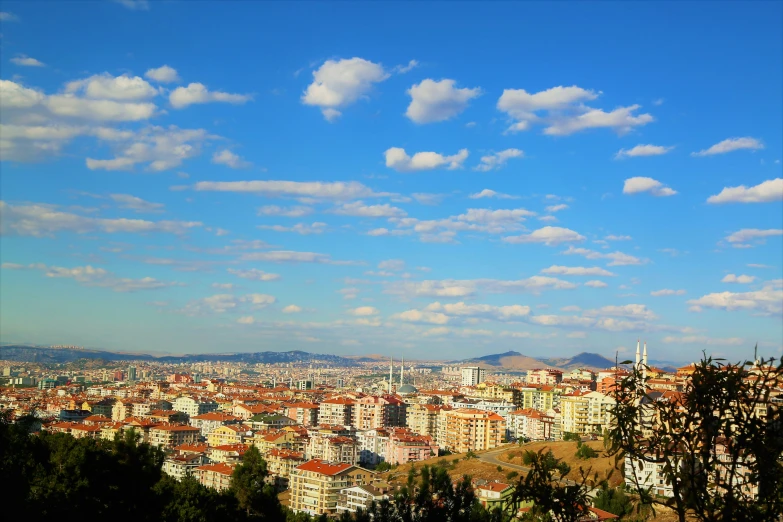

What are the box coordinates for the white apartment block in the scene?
[461,367,487,387]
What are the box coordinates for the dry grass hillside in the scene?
[379,453,513,488]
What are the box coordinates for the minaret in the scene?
[400,356,404,385]
[388,357,393,394]
[635,340,641,371]
[642,342,648,381]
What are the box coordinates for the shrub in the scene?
[506,471,519,480]
[575,443,598,460]
[563,432,581,442]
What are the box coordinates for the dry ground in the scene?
[379,452,513,488]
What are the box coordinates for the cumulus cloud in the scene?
[349,306,379,316]
[282,305,302,314]
[386,276,576,299]
[707,178,783,204]
[502,226,585,246]
[391,207,536,241]
[605,235,632,241]
[692,137,764,157]
[0,201,201,237]
[384,147,469,172]
[662,335,744,346]
[584,304,657,320]
[65,73,159,101]
[405,79,481,123]
[302,57,389,121]
[650,289,686,296]
[584,280,608,288]
[169,83,251,109]
[545,204,568,213]
[393,309,450,325]
[227,268,281,281]
[195,180,389,200]
[724,228,783,248]
[541,265,615,277]
[257,222,326,235]
[332,201,406,218]
[1,262,175,292]
[469,189,518,200]
[562,246,647,266]
[545,105,654,136]
[181,293,276,316]
[109,193,164,213]
[11,55,45,67]
[473,149,524,172]
[257,205,313,218]
[623,177,677,196]
[239,250,354,265]
[212,149,251,169]
[721,274,756,284]
[425,301,531,321]
[687,281,783,315]
[614,144,673,159]
[144,65,180,83]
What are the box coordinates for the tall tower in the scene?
[388,357,393,394]
[642,342,648,381]
[400,356,404,385]
[635,340,641,371]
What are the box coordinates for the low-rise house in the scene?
[474,481,514,511]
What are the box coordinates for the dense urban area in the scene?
[1,343,781,522]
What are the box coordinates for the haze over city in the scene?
[1,1,782,363]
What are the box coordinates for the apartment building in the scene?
[560,391,614,436]
[526,369,563,386]
[208,424,253,447]
[352,395,406,430]
[189,411,242,437]
[514,385,561,412]
[318,398,355,426]
[149,424,201,448]
[289,459,373,516]
[283,402,320,427]
[437,408,505,453]
[385,430,437,465]
[406,403,449,439]
[266,449,307,489]
[336,484,387,515]
[463,382,521,406]
[163,453,208,480]
[173,396,219,418]
[507,408,554,441]
[356,428,389,466]
[461,367,487,387]
[307,435,358,465]
[196,462,235,492]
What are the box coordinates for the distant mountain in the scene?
[0,345,357,366]
[543,352,616,371]
[456,350,547,371]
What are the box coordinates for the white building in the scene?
[461,367,487,387]
[173,396,219,418]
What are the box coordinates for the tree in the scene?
[375,461,392,472]
[510,449,596,522]
[574,443,597,460]
[608,351,783,522]
[592,484,633,517]
[562,432,581,442]
[230,445,281,520]
[505,471,518,480]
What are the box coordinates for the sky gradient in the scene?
[1,1,782,362]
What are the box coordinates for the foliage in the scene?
[562,432,581,442]
[574,443,597,460]
[592,483,633,517]
[505,471,518,480]
[608,351,783,522]
[497,465,503,472]
[231,445,281,520]
[465,450,478,460]
[375,461,392,472]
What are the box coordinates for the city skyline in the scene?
[1,2,782,360]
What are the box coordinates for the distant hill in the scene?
[0,345,357,366]
[542,352,616,371]
[456,350,547,371]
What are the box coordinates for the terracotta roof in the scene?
[296,459,354,475]
[321,398,355,405]
[477,482,511,493]
[268,448,305,459]
[152,424,200,431]
[175,443,209,453]
[196,462,235,476]
[210,443,248,453]
[192,412,240,421]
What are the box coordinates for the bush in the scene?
[575,443,598,460]
[506,471,518,480]
[375,461,392,472]
[563,432,581,442]
[496,465,503,472]
[593,484,633,517]
[465,450,478,460]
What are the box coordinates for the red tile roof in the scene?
[296,459,354,475]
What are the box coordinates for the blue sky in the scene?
[1,1,781,362]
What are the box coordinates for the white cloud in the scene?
[239,250,353,265]
[0,11,19,21]
[473,149,524,172]
[425,301,531,321]
[0,80,46,109]
[615,144,673,159]
[423,327,450,337]
[394,60,419,74]
[257,222,327,235]
[405,79,481,124]
[747,263,774,269]
[411,193,445,205]
[662,335,744,346]
[109,193,164,213]
[257,205,313,217]
[724,228,783,248]
[469,189,518,200]
[393,309,450,325]
[584,304,657,321]
[502,226,585,246]
[212,283,235,289]
[541,265,615,277]
[545,105,654,136]
[605,235,632,241]
[237,316,255,324]
[195,180,389,200]
[721,274,756,284]
[497,85,597,133]
[144,65,180,83]
[707,178,783,204]
[245,293,276,307]
[687,281,783,315]
[0,201,200,237]
[562,246,647,266]
[584,280,608,288]
[11,55,45,67]
[65,73,158,101]
[227,268,281,281]
[2,262,174,292]
[46,95,156,121]
[169,83,251,109]
[302,57,389,120]
[650,289,686,296]
[349,306,379,316]
[212,149,251,169]
[367,228,390,236]
[282,305,302,314]
[545,204,568,213]
[561,305,582,312]
[692,137,764,157]
[623,177,677,196]
[333,201,406,218]
[386,276,577,299]
[384,147,469,172]
[378,259,405,271]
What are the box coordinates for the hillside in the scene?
[457,351,544,371]
[543,352,616,371]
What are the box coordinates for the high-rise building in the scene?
[461,366,487,387]
[127,366,137,381]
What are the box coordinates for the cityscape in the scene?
[1,1,782,522]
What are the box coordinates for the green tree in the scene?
[230,445,280,520]
[575,444,597,460]
[592,484,632,517]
